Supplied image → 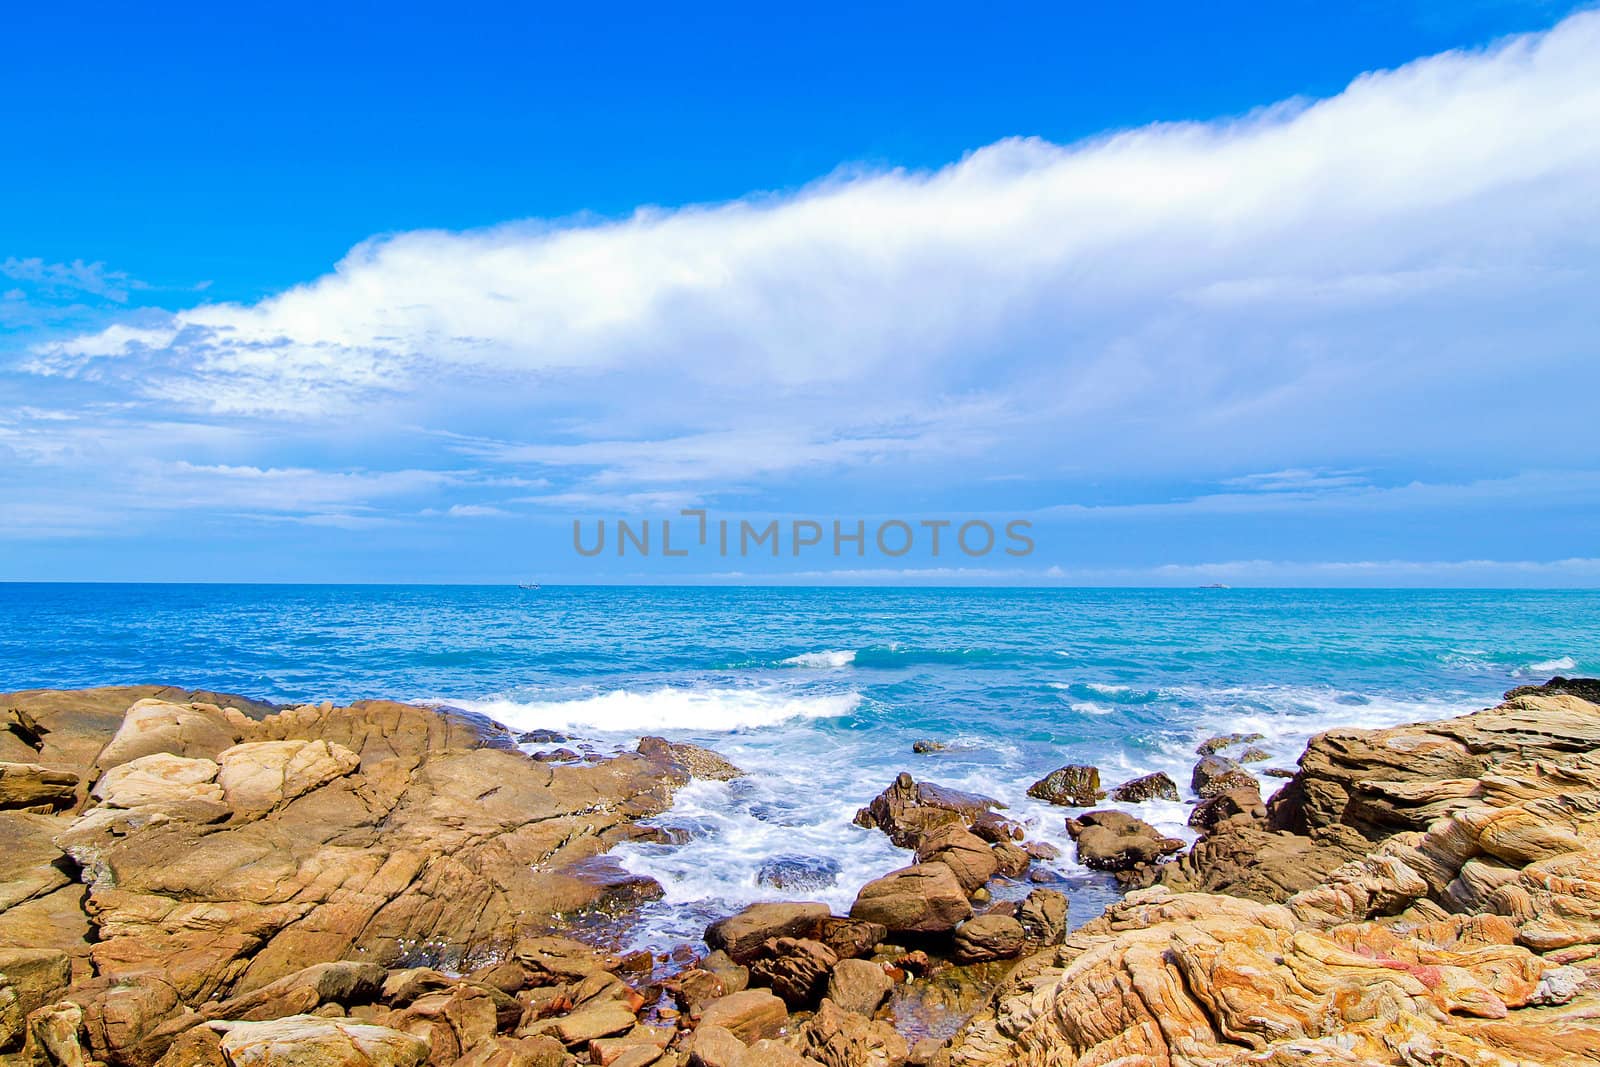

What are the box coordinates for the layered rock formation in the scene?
[945,680,1600,1066]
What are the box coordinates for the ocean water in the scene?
[3,584,1595,947]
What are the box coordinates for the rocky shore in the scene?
[2,679,1598,1066]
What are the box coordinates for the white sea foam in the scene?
[1527,655,1577,673]
[780,650,858,669]
[457,686,860,733]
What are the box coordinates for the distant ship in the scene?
[1200,583,1231,589]
[518,580,541,590]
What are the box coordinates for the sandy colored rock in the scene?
[798,999,908,1067]
[913,824,999,893]
[850,864,972,934]
[695,990,786,1044]
[215,739,360,812]
[91,752,223,808]
[0,947,71,1049]
[0,762,78,811]
[217,1014,430,1067]
[683,1022,747,1067]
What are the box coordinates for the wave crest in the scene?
[456,686,861,733]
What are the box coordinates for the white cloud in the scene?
[26,10,1600,437]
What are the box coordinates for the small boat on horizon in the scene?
[518,580,541,590]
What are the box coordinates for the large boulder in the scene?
[1191,756,1258,799]
[215,1015,429,1067]
[91,752,223,808]
[214,740,360,812]
[705,902,830,964]
[1107,772,1178,804]
[849,864,972,934]
[1025,765,1103,807]
[1065,810,1184,872]
[853,773,1003,850]
[796,999,909,1067]
[912,824,999,893]
[695,989,787,1044]
[748,937,838,1009]
[951,914,1025,963]
[826,959,892,1017]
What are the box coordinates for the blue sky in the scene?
[3,0,1598,584]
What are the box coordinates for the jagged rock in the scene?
[1025,766,1103,807]
[666,968,728,1016]
[1239,746,1272,763]
[988,841,1029,878]
[214,739,360,812]
[1196,731,1265,756]
[951,915,1024,963]
[514,937,617,982]
[797,999,909,1067]
[682,1022,746,1066]
[705,902,830,964]
[1191,755,1258,799]
[635,737,742,781]
[1064,810,1183,872]
[854,773,1004,850]
[23,1001,91,1067]
[913,824,998,893]
[850,864,973,934]
[827,958,892,1016]
[911,740,947,754]
[1016,888,1067,945]
[817,917,886,961]
[1107,772,1178,804]
[0,948,71,1050]
[697,951,749,995]
[748,937,838,1009]
[967,811,1023,844]
[215,1014,429,1067]
[1187,783,1265,832]
[695,990,786,1044]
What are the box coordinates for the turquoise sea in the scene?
[3,584,1595,945]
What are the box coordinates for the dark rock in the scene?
[911,740,947,753]
[817,917,887,960]
[517,729,569,744]
[989,840,1031,878]
[1066,810,1184,872]
[1108,772,1179,804]
[1196,732,1266,756]
[1238,746,1272,763]
[636,736,743,780]
[1503,676,1600,703]
[1025,765,1104,807]
[969,810,1024,843]
[1023,840,1060,860]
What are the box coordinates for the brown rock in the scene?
[950,915,1025,963]
[797,999,908,1067]
[826,958,892,1017]
[1065,810,1183,871]
[0,763,78,812]
[635,737,742,781]
[694,990,786,1045]
[849,864,972,934]
[853,773,1003,850]
[1188,783,1265,832]
[1025,765,1103,807]
[704,902,830,964]
[816,917,886,961]
[0,948,71,1049]
[1191,755,1258,799]
[683,1022,746,1067]
[1016,888,1067,945]
[215,1014,430,1067]
[749,937,838,1009]
[912,824,998,893]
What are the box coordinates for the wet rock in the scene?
[967,811,1023,844]
[853,773,1003,850]
[704,902,830,964]
[850,864,972,934]
[1195,731,1265,756]
[1016,888,1068,945]
[911,740,947,754]
[1191,755,1258,799]
[635,737,742,781]
[695,990,787,1044]
[666,968,728,1016]
[1263,766,1296,778]
[912,824,998,893]
[1024,765,1103,807]
[1065,810,1184,872]
[748,936,838,1009]
[988,840,1030,878]
[755,855,841,892]
[515,936,616,982]
[1107,771,1179,804]
[1238,746,1271,763]
[697,951,749,995]
[1021,840,1059,861]
[826,958,892,1016]
[215,1014,430,1067]
[517,730,568,744]
[951,915,1025,963]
